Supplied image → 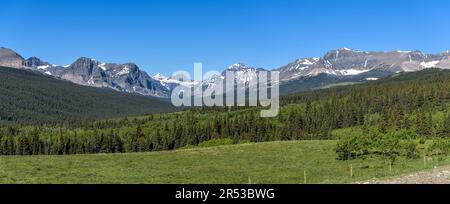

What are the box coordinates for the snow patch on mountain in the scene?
[153,73,168,80]
[366,77,379,81]
[336,69,372,76]
[37,65,51,70]
[421,60,440,68]
[396,50,412,53]
[98,62,107,71]
[116,66,130,76]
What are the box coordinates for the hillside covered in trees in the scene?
[0,67,176,124]
[0,69,449,155]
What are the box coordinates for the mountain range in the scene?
[1,47,449,98]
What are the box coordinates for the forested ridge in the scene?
[0,69,449,155]
[0,66,176,124]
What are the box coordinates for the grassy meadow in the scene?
[0,140,448,184]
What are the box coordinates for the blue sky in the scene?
[1,0,449,75]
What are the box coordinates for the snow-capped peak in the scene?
[227,63,248,70]
[340,47,353,51]
[153,73,168,80]
[395,50,412,53]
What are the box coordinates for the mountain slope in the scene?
[0,47,26,68]
[0,66,176,124]
[279,69,395,95]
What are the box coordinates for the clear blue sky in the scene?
[1,0,449,75]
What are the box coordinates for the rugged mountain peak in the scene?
[72,57,99,66]
[227,63,248,71]
[218,63,267,86]
[323,48,366,62]
[67,57,99,73]
[275,58,320,77]
[107,63,140,78]
[0,47,26,68]
[338,47,359,52]
[26,56,50,68]
[153,73,168,80]
[0,47,18,54]
[394,50,412,53]
[225,63,266,72]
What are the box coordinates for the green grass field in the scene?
[0,140,448,184]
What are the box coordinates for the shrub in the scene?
[335,133,371,160]
[402,140,420,159]
[374,131,402,164]
[427,137,450,161]
[396,129,419,140]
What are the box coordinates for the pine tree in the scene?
[416,108,433,137]
[440,113,450,137]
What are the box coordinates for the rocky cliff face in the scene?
[60,58,169,97]
[25,56,50,67]
[60,57,111,88]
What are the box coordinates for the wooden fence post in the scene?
[388,160,392,173]
[350,164,353,178]
[303,169,307,184]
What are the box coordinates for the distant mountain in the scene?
[0,66,176,124]
[221,63,267,84]
[276,48,450,81]
[25,56,66,76]
[59,57,169,97]
[2,47,450,98]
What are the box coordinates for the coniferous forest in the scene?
[0,68,449,156]
[0,67,177,124]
